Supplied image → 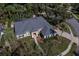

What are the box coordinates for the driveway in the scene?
[66,18,79,37]
[57,23,75,56]
[55,29,78,45]
[66,18,79,46]
[33,37,46,55]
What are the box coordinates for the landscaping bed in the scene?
[59,22,70,33]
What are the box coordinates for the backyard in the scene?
[0,30,77,56]
[40,36,76,56]
[66,43,77,56]
[0,24,77,56]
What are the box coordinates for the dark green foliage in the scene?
[0,3,77,25]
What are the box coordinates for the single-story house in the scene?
[14,16,56,39]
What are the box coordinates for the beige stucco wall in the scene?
[16,32,31,39]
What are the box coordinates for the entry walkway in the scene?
[33,37,46,55]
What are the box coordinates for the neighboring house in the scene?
[0,24,4,36]
[14,16,56,39]
[75,46,79,56]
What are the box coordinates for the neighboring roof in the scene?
[66,18,79,36]
[0,24,3,33]
[75,46,79,56]
[14,16,54,36]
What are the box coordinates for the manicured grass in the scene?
[11,36,72,56]
[66,43,77,56]
[40,36,70,56]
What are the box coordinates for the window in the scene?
[19,34,24,38]
[26,32,30,36]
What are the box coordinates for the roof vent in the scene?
[32,15,36,18]
[11,22,14,28]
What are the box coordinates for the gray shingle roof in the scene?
[14,16,54,36]
[66,18,79,36]
[0,24,3,33]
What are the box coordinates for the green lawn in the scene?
[10,36,74,56]
[40,36,71,56]
[66,43,77,56]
